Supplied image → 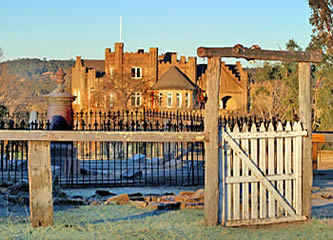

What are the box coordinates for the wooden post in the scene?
[28,141,53,227]
[204,57,221,226]
[298,62,312,218]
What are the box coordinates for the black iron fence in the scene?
[0,109,274,131]
[0,110,206,187]
[0,109,282,188]
[49,141,204,187]
[0,140,204,187]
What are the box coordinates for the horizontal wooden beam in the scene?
[312,133,333,143]
[227,131,307,140]
[0,130,207,142]
[226,174,295,184]
[226,216,306,227]
[197,47,323,63]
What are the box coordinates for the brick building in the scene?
[71,42,248,114]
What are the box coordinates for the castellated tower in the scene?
[114,42,124,76]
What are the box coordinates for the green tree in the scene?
[308,0,333,130]
[309,0,333,52]
[280,39,302,120]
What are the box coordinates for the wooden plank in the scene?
[197,47,323,63]
[226,215,306,227]
[298,62,312,218]
[259,123,267,219]
[250,123,258,220]
[229,131,307,139]
[295,122,303,215]
[241,123,249,220]
[223,131,297,217]
[226,174,295,184]
[285,122,292,216]
[292,123,297,210]
[28,141,53,227]
[312,134,326,143]
[0,130,206,143]
[204,56,221,226]
[226,125,232,222]
[268,123,275,218]
[276,122,284,216]
[233,125,240,220]
[312,133,333,143]
[221,129,227,225]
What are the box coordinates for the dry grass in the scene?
[1,204,333,240]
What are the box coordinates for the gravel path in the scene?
[311,170,333,219]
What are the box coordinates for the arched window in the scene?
[220,96,237,110]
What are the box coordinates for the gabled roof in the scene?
[152,66,196,90]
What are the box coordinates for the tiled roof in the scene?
[152,66,196,90]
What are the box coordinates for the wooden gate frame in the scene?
[222,126,307,226]
[197,46,323,226]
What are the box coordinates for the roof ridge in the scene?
[152,66,195,90]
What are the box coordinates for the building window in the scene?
[176,93,182,108]
[109,92,115,107]
[158,93,163,107]
[185,92,190,108]
[110,67,114,78]
[167,92,172,108]
[131,67,142,79]
[131,92,142,107]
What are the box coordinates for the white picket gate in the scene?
[219,121,307,226]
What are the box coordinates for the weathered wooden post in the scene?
[204,57,221,226]
[298,62,312,218]
[28,141,53,227]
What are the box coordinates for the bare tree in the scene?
[0,63,50,113]
[94,72,153,110]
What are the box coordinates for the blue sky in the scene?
[0,0,313,64]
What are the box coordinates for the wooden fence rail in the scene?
[0,130,206,227]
